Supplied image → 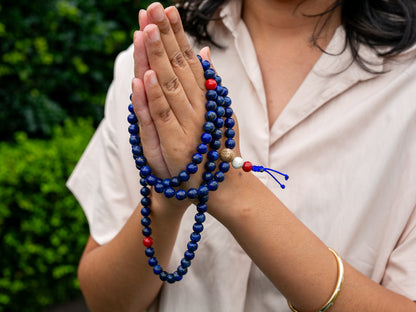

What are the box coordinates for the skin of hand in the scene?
[131,2,241,210]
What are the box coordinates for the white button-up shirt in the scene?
[67,0,416,310]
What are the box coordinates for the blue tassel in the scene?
[252,166,289,189]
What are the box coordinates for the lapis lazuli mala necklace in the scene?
[127,56,288,284]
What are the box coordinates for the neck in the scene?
[242,0,341,47]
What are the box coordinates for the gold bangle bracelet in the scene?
[287,247,344,312]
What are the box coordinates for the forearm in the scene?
[209,169,416,312]
[78,197,184,312]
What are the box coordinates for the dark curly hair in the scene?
[171,0,416,71]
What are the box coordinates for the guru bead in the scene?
[219,148,235,162]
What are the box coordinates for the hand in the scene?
[132,3,209,180]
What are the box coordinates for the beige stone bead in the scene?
[219,148,235,162]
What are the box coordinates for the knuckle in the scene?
[156,106,173,123]
[183,47,195,62]
[163,76,181,93]
[170,51,187,69]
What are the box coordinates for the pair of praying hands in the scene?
[132,3,220,182]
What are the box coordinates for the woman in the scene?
[67,0,416,311]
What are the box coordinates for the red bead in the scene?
[205,79,217,90]
[242,161,253,172]
[143,237,153,247]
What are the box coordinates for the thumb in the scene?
[199,46,212,63]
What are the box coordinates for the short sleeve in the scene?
[381,205,416,301]
[66,45,140,245]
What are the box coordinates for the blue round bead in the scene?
[141,207,151,217]
[141,217,151,227]
[135,156,146,168]
[214,171,225,182]
[129,134,140,145]
[184,250,195,260]
[225,128,235,138]
[214,118,225,128]
[140,187,150,197]
[205,161,216,172]
[140,166,152,178]
[159,271,168,281]
[148,257,158,267]
[208,180,219,191]
[175,189,187,200]
[162,179,171,188]
[190,232,201,242]
[164,187,176,198]
[210,140,221,150]
[142,226,152,237]
[225,117,235,128]
[212,129,223,140]
[170,176,181,187]
[199,194,209,203]
[219,162,230,173]
[128,124,139,134]
[216,96,225,107]
[178,170,190,182]
[187,188,198,199]
[225,138,236,149]
[202,172,213,182]
[201,60,210,71]
[128,103,134,113]
[205,110,217,121]
[193,223,204,233]
[187,241,198,252]
[145,247,155,257]
[197,54,203,62]
[206,100,217,111]
[142,227,152,237]
[223,96,232,107]
[181,258,191,268]
[132,145,143,156]
[167,274,176,284]
[140,178,147,186]
[174,272,183,281]
[203,121,215,133]
[206,90,217,101]
[196,203,208,213]
[186,163,198,174]
[127,113,138,124]
[196,144,208,154]
[195,213,206,224]
[146,175,157,186]
[222,86,229,96]
[154,183,165,193]
[224,107,233,118]
[141,197,151,207]
[197,186,209,197]
[204,68,216,79]
[192,153,203,164]
[208,150,219,161]
[215,85,223,96]
[215,75,222,85]
[216,106,225,117]
[201,132,212,144]
[177,266,188,276]
[153,265,162,275]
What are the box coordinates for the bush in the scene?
[0,0,170,140]
[0,119,95,312]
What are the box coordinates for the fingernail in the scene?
[150,4,164,22]
[146,25,160,42]
[167,7,179,23]
[147,71,158,86]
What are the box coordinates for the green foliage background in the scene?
[0,0,169,311]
